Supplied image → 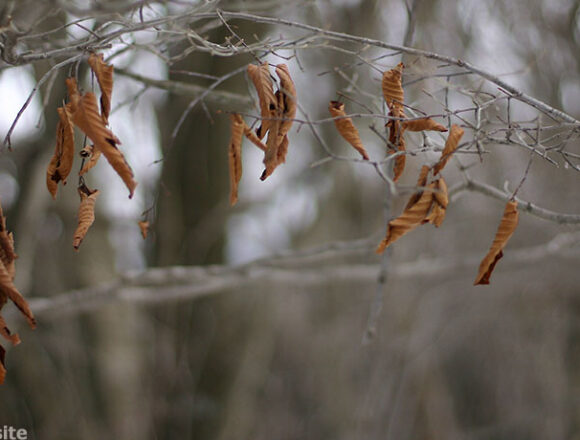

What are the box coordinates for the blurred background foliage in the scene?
[0,0,580,439]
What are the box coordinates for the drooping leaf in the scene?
[87,53,114,125]
[260,113,281,181]
[73,185,99,250]
[138,221,149,239]
[404,165,431,210]
[474,200,519,285]
[46,105,75,199]
[382,62,404,111]
[388,108,406,181]
[328,101,370,160]
[71,92,137,197]
[274,64,297,144]
[433,124,464,175]
[376,184,434,253]
[276,134,289,165]
[424,177,448,227]
[247,63,277,139]
[242,122,267,151]
[402,117,447,132]
[79,144,102,176]
[228,113,244,205]
[65,77,80,110]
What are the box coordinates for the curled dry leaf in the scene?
[247,63,277,139]
[138,221,149,239]
[382,62,404,110]
[328,101,370,160]
[274,64,297,145]
[71,92,137,197]
[433,124,464,175]
[404,165,430,210]
[424,178,448,227]
[79,145,102,176]
[388,111,406,182]
[46,105,75,199]
[65,77,80,112]
[376,184,433,253]
[88,53,114,125]
[228,113,244,205]
[260,114,281,181]
[474,200,519,285]
[402,118,447,132]
[73,185,100,250]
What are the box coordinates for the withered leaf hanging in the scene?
[46,105,75,199]
[273,63,297,155]
[70,91,137,198]
[247,63,277,139]
[433,124,464,175]
[87,53,114,125]
[402,118,447,132]
[73,185,99,250]
[228,113,244,206]
[328,101,370,160]
[474,200,519,285]
[382,62,404,111]
[424,177,448,227]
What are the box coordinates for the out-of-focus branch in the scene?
[116,68,253,110]
[15,231,580,320]
[450,179,580,224]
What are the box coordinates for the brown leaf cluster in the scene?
[226,63,297,205]
[474,201,519,285]
[328,101,369,160]
[46,53,139,250]
[381,63,448,181]
[0,202,35,385]
[376,166,449,253]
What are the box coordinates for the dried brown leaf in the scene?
[474,201,519,285]
[274,64,297,142]
[138,221,149,239]
[402,118,447,132]
[247,63,277,139]
[65,77,80,111]
[382,62,404,111]
[46,106,75,199]
[404,165,431,210]
[88,53,114,124]
[433,124,464,175]
[424,178,448,227]
[328,101,370,160]
[228,113,244,205]
[376,186,433,253]
[260,115,281,181]
[73,186,99,250]
[71,92,137,197]
[79,145,102,176]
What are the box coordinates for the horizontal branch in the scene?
[450,179,580,224]
[12,231,580,320]
[116,69,253,110]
